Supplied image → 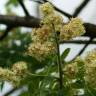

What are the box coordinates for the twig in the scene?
[72,38,93,60]
[53,5,72,19]
[73,0,90,17]
[3,87,22,96]
[43,0,72,18]
[18,0,30,16]
[60,39,96,44]
[0,26,13,41]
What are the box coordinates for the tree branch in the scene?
[3,87,22,96]
[53,5,72,19]
[73,0,90,17]
[0,15,96,38]
[0,15,40,28]
[43,0,72,18]
[72,38,93,60]
[0,26,13,41]
[60,40,96,44]
[18,0,30,16]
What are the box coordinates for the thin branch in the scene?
[72,38,93,60]
[60,40,96,44]
[18,0,30,16]
[73,0,90,17]
[4,87,22,96]
[43,0,72,18]
[53,5,72,19]
[0,26,13,41]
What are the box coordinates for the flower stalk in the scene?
[52,24,63,90]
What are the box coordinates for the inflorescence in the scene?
[27,2,85,61]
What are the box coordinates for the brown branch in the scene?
[0,15,40,28]
[83,23,96,38]
[0,0,30,41]
[0,14,39,40]
[73,0,90,17]
[0,15,96,37]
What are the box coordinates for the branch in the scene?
[0,15,96,37]
[53,5,72,19]
[72,38,93,60]
[18,0,30,16]
[73,0,90,17]
[0,15,40,28]
[0,26,13,41]
[60,40,96,44]
[70,21,96,58]
[4,87,22,96]
[43,0,72,18]
[83,23,96,38]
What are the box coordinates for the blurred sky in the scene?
[0,0,96,96]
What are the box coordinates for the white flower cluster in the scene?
[27,2,85,61]
[84,50,96,88]
[0,61,28,86]
[63,50,96,88]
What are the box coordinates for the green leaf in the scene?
[61,48,70,61]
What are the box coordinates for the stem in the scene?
[56,32,63,89]
[52,24,63,90]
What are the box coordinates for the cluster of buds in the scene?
[27,2,85,61]
[31,25,54,43]
[12,61,28,78]
[63,62,78,79]
[84,50,96,88]
[63,50,96,89]
[63,57,83,79]
[28,42,56,61]
[60,18,85,40]
[84,50,96,64]
[0,61,28,86]
[0,67,20,86]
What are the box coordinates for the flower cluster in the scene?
[0,68,20,85]
[12,61,28,78]
[63,49,96,88]
[0,61,28,86]
[63,62,78,79]
[84,50,96,64]
[42,14,63,32]
[63,57,84,79]
[28,42,56,61]
[27,2,85,61]
[60,18,85,40]
[40,2,54,16]
[31,25,54,43]
[84,50,96,88]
